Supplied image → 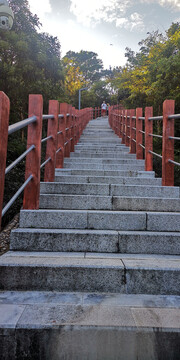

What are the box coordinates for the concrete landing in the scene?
[0,291,179,360]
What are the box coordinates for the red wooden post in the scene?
[23,94,43,209]
[162,99,175,186]
[56,104,65,168]
[130,109,136,154]
[0,92,10,229]
[125,109,130,147]
[136,108,143,159]
[122,110,125,144]
[58,103,67,163]
[145,107,153,171]
[120,110,123,138]
[75,109,79,144]
[125,109,128,145]
[66,105,71,157]
[118,112,121,138]
[71,107,75,152]
[44,100,59,182]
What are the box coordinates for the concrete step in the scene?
[64,158,145,165]
[74,148,130,153]
[19,209,180,231]
[10,229,180,255]
[0,252,179,295]
[63,163,145,170]
[70,152,136,158]
[55,169,156,178]
[39,194,180,212]
[40,183,179,198]
[0,291,179,359]
[54,175,162,185]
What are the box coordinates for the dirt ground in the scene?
[0,214,19,255]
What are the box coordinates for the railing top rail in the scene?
[8,116,37,135]
[148,116,163,121]
[168,114,180,120]
[42,115,54,120]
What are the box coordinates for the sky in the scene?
[28,0,180,69]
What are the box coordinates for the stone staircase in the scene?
[0,117,180,359]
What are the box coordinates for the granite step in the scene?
[39,194,180,212]
[63,163,145,170]
[70,152,136,158]
[10,229,180,255]
[55,169,156,178]
[0,252,179,295]
[54,175,162,185]
[18,209,180,232]
[64,158,145,165]
[40,182,179,198]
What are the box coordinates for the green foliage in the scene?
[110,23,180,113]
[64,50,103,84]
[0,0,64,122]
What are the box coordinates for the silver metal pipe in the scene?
[149,150,162,159]
[168,159,180,167]
[2,174,33,217]
[5,145,35,175]
[40,157,51,169]
[8,116,37,135]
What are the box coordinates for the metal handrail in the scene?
[56,147,62,154]
[8,116,37,135]
[41,135,53,143]
[149,133,163,139]
[168,159,180,167]
[169,136,180,140]
[149,150,162,159]
[148,116,163,121]
[42,115,54,120]
[168,114,180,120]
[5,145,35,175]
[139,144,145,149]
[40,157,51,169]
[139,130,145,134]
[2,174,33,217]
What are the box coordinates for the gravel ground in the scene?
[0,214,19,256]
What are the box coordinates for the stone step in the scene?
[54,175,162,185]
[0,291,179,359]
[55,169,155,178]
[40,183,179,198]
[0,252,179,295]
[74,148,130,153]
[19,209,180,231]
[70,152,136,159]
[39,194,180,212]
[63,163,145,170]
[10,229,180,255]
[64,158,145,165]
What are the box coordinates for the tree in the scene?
[64,50,104,84]
[0,0,63,122]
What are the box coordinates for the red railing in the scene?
[0,91,93,229]
[109,100,180,186]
